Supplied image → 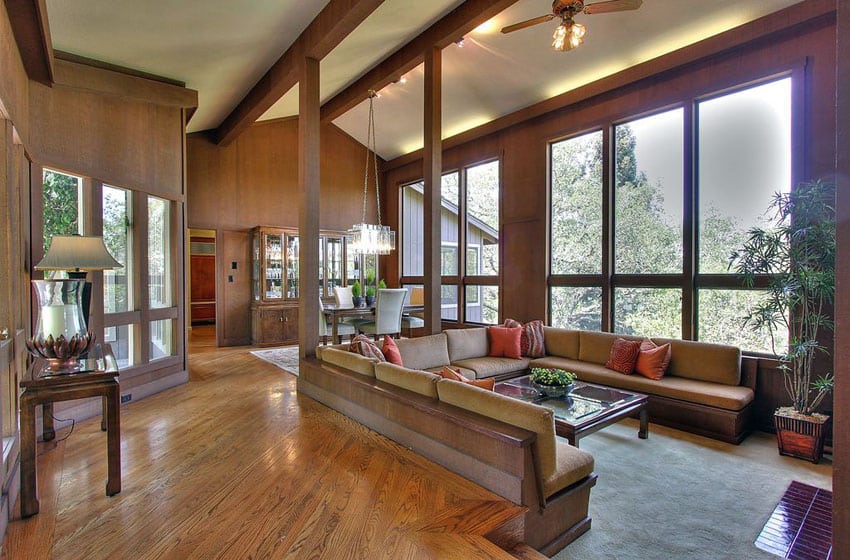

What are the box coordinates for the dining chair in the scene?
[401,286,425,337]
[333,286,354,308]
[357,288,406,339]
[319,297,354,344]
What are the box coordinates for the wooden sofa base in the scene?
[297,358,596,556]
[645,394,752,444]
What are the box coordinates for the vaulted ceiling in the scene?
[47,0,803,160]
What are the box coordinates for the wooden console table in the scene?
[19,366,121,517]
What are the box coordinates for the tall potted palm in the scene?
[729,180,834,463]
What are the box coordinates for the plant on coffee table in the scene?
[530,367,577,397]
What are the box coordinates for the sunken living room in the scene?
[0,0,848,559]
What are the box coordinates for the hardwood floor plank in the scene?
[2,334,525,559]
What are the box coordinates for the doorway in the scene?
[189,229,216,328]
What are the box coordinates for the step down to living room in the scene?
[755,481,832,559]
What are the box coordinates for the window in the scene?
[42,169,83,254]
[614,109,683,274]
[547,76,795,354]
[398,165,500,325]
[148,196,172,309]
[102,185,137,368]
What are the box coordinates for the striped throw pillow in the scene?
[348,334,386,362]
[503,319,546,358]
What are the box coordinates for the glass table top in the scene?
[495,376,643,425]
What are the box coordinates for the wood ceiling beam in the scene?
[4,0,54,85]
[214,0,385,147]
[320,0,522,123]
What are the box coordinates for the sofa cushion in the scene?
[321,347,378,377]
[374,363,439,398]
[488,326,522,359]
[451,356,531,379]
[504,319,547,358]
[542,327,580,360]
[349,334,385,361]
[436,379,557,494]
[424,364,476,378]
[395,333,450,371]
[579,331,642,365]
[653,338,741,386]
[382,336,403,366]
[445,328,489,361]
[528,356,752,411]
[549,439,595,498]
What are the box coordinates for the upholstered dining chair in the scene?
[319,297,355,344]
[357,288,406,339]
[333,286,354,308]
[401,286,425,337]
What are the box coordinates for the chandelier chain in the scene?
[362,91,382,226]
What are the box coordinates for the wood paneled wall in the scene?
[187,118,376,233]
[383,13,837,326]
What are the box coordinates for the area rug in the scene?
[250,345,299,376]
[554,421,832,560]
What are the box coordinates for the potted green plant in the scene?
[364,271,376,307]
[530,367,577,398]
[378,279,387,290]
[728,180,835,463]
[351,280,363,307]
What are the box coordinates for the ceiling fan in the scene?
[501,0,643,51]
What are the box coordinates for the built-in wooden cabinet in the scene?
[251,226,370,346]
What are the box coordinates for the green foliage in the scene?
[530,367,577,386]
[365,284,376,298]
[351,280,362,298]
[42,170,80,253]
[728,180,835,415]
[378,279,387,290]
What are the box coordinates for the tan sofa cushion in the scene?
[578,331,642,365]
[654,338,741,386]
[529,356,753,411]
[395,334,451,371]
[436,379,593,498]
[543,327,580,359]
[374,363,439,398]
[450,356,531,379]
[436,379,556,489]
[315,343,348,361]
[445,328,489,361]
[321,347,377,377]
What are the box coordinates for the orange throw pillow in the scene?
[635,339,671,380]
[488,326,522,359]
[382,335,403,366]
[605,338,642,375]
[439,366,495,391]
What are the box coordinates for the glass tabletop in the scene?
[496,376,643,425]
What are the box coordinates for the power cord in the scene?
[50,414,76,442]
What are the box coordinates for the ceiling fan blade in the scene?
[583,0,643,15]
[500,14,556,34]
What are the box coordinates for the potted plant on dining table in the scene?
[729,180,835,463]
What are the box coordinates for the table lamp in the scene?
[27,235,122,373]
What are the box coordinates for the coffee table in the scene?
[495,375,649,447]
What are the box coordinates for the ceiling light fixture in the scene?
[455,37,465,48]
[347,91,395,256]
[552,15,585,51]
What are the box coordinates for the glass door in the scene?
[285,233,299,299]
[264,231,283,300]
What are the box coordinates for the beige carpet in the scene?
[555,420,832,560]
[250,345,299,376]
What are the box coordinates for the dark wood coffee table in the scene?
[495,376,649,447]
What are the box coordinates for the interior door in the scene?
[217,230,252,346]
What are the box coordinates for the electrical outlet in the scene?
[121,394,132,404]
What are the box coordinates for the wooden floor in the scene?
[2,326,535,559]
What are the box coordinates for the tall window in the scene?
[399,162,500,325]
[148,196,175,360]
[102,185,136,367]
[548,76,795,354]
[550,131,603,330]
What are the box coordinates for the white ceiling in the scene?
[46,0,804,160]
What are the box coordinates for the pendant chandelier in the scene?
[348,90,395,256]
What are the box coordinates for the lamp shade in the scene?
[36,235,122,271]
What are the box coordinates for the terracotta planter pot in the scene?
[774,409,830,464]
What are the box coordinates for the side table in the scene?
[19,369,121,517]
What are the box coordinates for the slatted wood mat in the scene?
[755,481,832,559]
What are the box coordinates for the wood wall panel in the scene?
[0,4,31,143]
[28,72,187,199]
[187,119,373,233]
[217,229,252,347]
[384,15,836,327]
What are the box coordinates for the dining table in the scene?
[323,303,424,344]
